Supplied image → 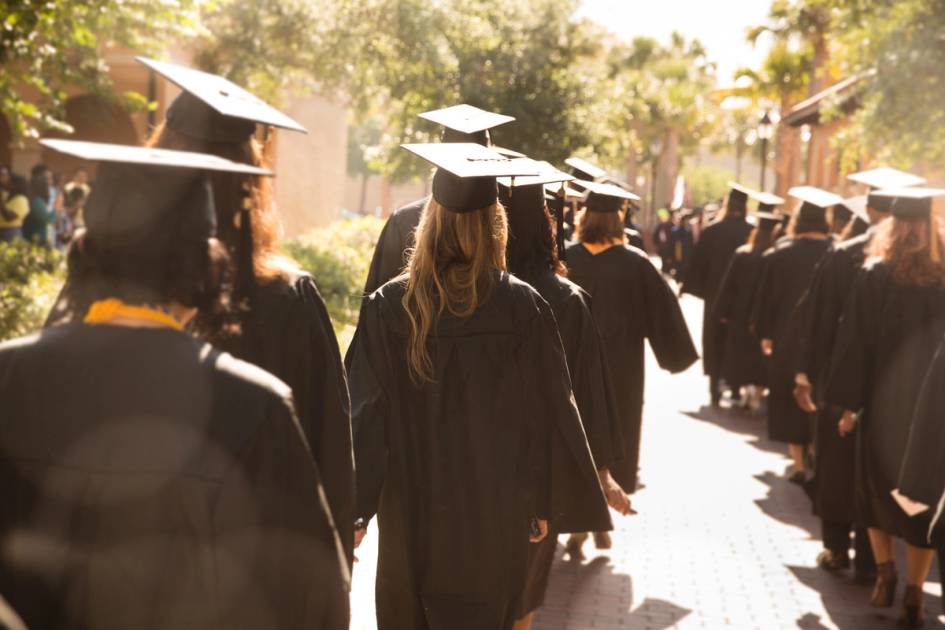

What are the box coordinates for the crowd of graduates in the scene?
[684,173,945,628]
[0,54,943,630]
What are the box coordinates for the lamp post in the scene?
[758,110,774,191]
[649,137,663,218]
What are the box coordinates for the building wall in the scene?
[344,174,428,218]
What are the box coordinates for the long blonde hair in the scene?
[867,215,945,287]
[402,198,508,384]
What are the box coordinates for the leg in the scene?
[902,544,935,627]
[853,525,877,582]
[512,612,534,630]
[868,528,898,608]
[818,520,852,571]
[710,375,721,407]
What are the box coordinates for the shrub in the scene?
[282,216,385,353]
[0,240,66,342]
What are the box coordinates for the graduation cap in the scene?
[402,142,539,213]
[727,181,755,209]
[870,187,945,219]
[138,56,307,143]
[838,195,869,224]
[39,139,274,290]
[565,157,607,194]
[419,104,514,146]
[755,210,783,226]
[579,180,641,213]
[847,167,926,190]
[748,190,785,214]
[788,186,843,225]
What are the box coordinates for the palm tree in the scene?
[747,0,833,95]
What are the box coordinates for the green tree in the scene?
[0,0,200,138]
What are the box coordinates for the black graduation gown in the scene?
[363,198,425,294]
[825,262,945,546]
[899,336,945,544]
[516,271,623,616]
[680,217,752,378]
[224,271,355,565]
[753,237,832,444]
[0,324,349,629]
[625,227,645,252]
[565,244,699,492]
[792,233,870,522]
[347,271,611,630]
[713,244,766,387]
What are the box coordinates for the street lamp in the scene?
[758,111,774,191]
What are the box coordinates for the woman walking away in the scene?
[502,171,632,630]
[347,142,611,630]
[713,193,784,412]
[565,181,698,527]
[23,164,55,247]
[826,187,945,627]
[681,182,753,406]
[752,186,835,484]
[0,140,349,629]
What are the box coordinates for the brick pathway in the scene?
[349,294,944,629]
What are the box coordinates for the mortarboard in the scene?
[565,157,607,193]
[847,167,926,190]
[748,190,785,214]
[755,210,783,226]
[578,180,641,213]
[499,162,574,257]
[870,187,945,219]
[138,57,307,143]
[401,142,539,213]
[419,104,514,146]
[789,186,843,224]
[39,139,274,290]
[839,195,869,224]
[728,182,755,206]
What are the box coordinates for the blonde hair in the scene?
[402,198,508,384]
[867,215,945,287]
[574,208,627,245]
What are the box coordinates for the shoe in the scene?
[788,470,807,485]
[870,561,898,608]
[565,533,587,559]
[592,531,612,550]
[901,585,926,628]
[816,549,851,572]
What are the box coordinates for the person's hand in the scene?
[529,518,549,544]
[838,410,857,436]
[761,339,774,356]
[793,377,817,413]
[599,468,633,516]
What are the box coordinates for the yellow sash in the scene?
[83,298,185,332]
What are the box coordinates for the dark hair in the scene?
[8,173,28,198]
[787,204,830,236]
[838,216,869,241]
[64,186,86,209]
[506,201,566,282]
[718,191,747,220]
[575,209,626,245]
[63,233,232,337]
[747,221,779,253]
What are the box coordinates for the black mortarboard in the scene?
[578,180,641,213]
[748,190,785,214]
[789,186,843,223]
[755,210,783,226]
[420,104,514,146]
[728,182,754,210]
[565,157,607,194]
[402,143,539,213]
[499,162,574,257]
[871,188,945,219]
[839,195,869,224]
[847,167,926,190]
[139,57,306,144]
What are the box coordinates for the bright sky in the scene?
[577,0,774,87]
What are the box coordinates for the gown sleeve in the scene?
[751,254,775,339]
[680,231,710,299]
[641,257,699,373]
[363,211,413,295]
[824,271,874,413]
[346,296,390,523]
[292,276,355,565]
[898,337,945,505]
[525,298,612,534]
[791,262,822,378]
[712,254,740,324]
[214,392,349,630]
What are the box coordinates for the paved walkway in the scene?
[349,294,944,629]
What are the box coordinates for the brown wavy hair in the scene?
[146,122,286,283]
[867,215,945,287]
[403,198,508,384]
[574,208,626,245]
[506,201,566,283]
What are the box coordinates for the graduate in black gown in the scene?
[363,104,515,294]
[502,169,632,630]
[791,170,919,577]
[681,183,753,406]
[713,193,783,412]
[347,142,611,630]
[753,186,836,483]
[565,181,699,497]
[0,140,349,629]
[825,187,945,626]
